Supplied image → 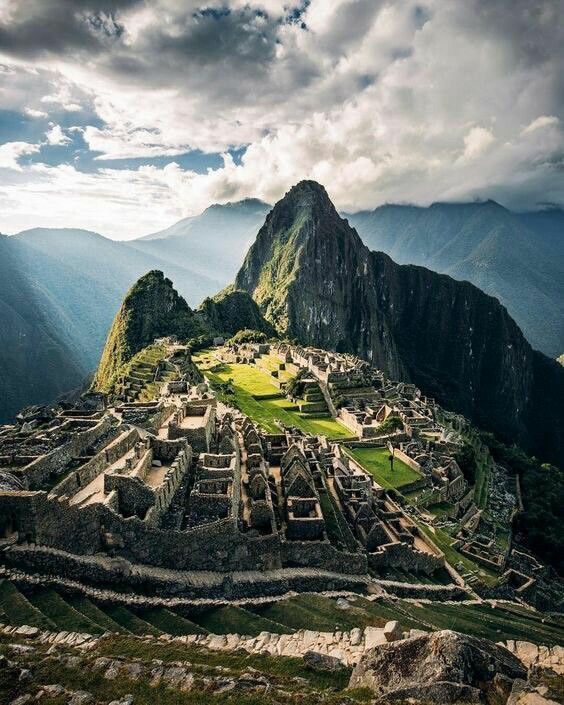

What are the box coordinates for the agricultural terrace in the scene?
[345,446,422,489]
[192,351,354,438]
[2,580,562,648]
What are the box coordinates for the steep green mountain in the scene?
[0,235,85,421]
[347,202,564,357]
[128,198,271,291]
[235,181,564,464]
[92,271,202,392]
[197,288,276,338]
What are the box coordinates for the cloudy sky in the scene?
[0,0,562,239]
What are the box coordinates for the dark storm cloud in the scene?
[140,6,279,68]
[0,0,141,58]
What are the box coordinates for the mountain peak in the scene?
[92,270,200,392]
[205,197,270,212]
[235,181,564,464]
[235,180,364,334]
[278,179,336,214]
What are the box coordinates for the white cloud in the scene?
[462,127,496,159]
[45,124,71,146]
[0,0,562,236]
[0,161,186,237]
[24,107,47,118]
[521,115,560,135]
[0,141,40,171]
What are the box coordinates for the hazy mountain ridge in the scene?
[128,198,271,289]
[348,202,564,357]
[0,201,273,421]
[235,181,564,464]
[0,235,85,421]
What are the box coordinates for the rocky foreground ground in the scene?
[1,622,562,705]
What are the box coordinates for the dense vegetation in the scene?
[455,442,480,484]
[229,328,269,344]
[481,433,564,575]
[198,288,276,338]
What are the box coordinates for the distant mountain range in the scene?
[348,202,564,358]
[235,181,563,464]
[130,198,271,291]
[0,193,562,427]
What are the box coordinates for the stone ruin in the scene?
[0,341,557,609]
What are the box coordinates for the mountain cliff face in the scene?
[347,202,564,357]
[235,181,563,463]
[93,270,201,392]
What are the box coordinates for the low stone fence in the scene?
[178,623,410,665]
[3,622,560,673]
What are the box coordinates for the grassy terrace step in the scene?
[101,605,163,636]
[254,597,351,632]
[293,594,377,631]
[0,581,56,630]
[67,596,129,634]
[192,605,294,636]
[140,608,208,636]
[352,597,430,631]
[129,371,153,381]
[27,589,104,634]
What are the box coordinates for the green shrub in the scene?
[228,328,268,345]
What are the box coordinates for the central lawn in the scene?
[193,353,354,438]
[207,361,282,397]
[345,446,421,489]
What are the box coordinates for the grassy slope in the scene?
[0,581,56,630]
[193,606,293,636]
[27,589,104,634]
[193,353,353,438]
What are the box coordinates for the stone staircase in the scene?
[297,380,329,414]
[118,348,177,403]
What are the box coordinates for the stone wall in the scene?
[49,428,139,500]
[20,417,112,489]
[368,541,443,575]
[281,540,367,574]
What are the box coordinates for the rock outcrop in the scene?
[349,629,527,704]
[235,180,564,463]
